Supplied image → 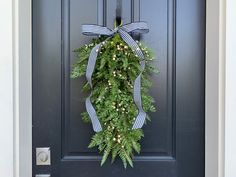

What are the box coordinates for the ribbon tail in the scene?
[118,29,147,129]
[85,44,102,132]
[118,29,145,59]
[86,95,102,132]
[132,60,146,129]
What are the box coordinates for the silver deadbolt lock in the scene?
[36,147,51,165]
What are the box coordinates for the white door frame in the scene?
[6,0,227,176]
[205,0,225,176]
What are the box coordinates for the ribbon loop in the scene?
[82,25,114,36]
[82,22,149,132]
[120,22,149,34]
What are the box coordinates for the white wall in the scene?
[225,0,236,177]
[0,1,14,177]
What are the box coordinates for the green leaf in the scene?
[132,140,141,153]
[101,146,111,166]
[119,151,127,168]
[81,112,91,123]
[124,151,133,168]
[111,145,119,163]
[99,56,107,70]
[122,57,128,69]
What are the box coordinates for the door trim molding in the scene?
[13,0,32,176]
[12,0,225,176]
[205,0,225,176]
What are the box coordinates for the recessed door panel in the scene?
[33,0,205,176]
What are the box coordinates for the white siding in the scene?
[0,1,14,177]
[225,0,236,177]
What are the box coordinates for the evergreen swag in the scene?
[71,34,158,168]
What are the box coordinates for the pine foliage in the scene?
[71,34,158,168]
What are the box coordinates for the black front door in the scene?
[33,0,205,177]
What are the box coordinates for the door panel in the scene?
[33,0,205,177]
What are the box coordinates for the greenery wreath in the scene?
[71,33,158,168]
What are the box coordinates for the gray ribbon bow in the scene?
[82,22,149,132]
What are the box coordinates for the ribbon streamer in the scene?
[82,22,149,132]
